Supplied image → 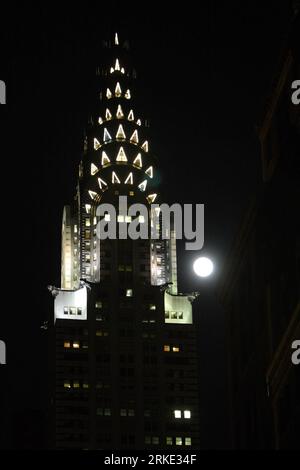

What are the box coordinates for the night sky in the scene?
[0,1,295,448]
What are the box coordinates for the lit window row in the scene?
[109,214,145,223]
[118,264,133,272]
[166,437,192,446]
[96,330,109,337]
[145,436,159,445]
[174,410,191,419]
[164,345,180,352]
[64,381,89,389]
[106,83,131,100]
[96,408,111,416]
[99,106,141,125]
[94,133,148,152]
[64,341,88,349]
[165,311,184,320]
[120,409,135,417]
[63,307,82,316]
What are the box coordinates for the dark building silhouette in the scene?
[217,11,300,449]
[47,33,200,450]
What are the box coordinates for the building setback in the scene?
[48,33,200,450]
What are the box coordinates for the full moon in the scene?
[193,257,214,278]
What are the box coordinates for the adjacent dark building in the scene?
[48,33,200,450]
[218,11,300,449]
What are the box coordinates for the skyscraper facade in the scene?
[48,33,200,450]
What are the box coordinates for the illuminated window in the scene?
[73,342,80,349]
[73,381,80,389]
[124,172,133,185]
[176,437,182,446]
[63,307,69,315]
[116,124,126,140]
[64,341,71,348]
[185,438,192,446]
[112,171,121,184]
[105,108,112,120]
[94,138,101,150]
[166,437,173,445]
[125,89,131,99]
[141,140,149,152]
[147,193,157,204]
[130,130,139,144]
[64,381,71,389]
[120,409,127,416]
[149,304,156,310]
[128,110,134,121]
[101,151,110,166]
[82,383,89,389]
[115,82,122,97]
[125,216,132,223]
[115,32,119,45]
[103,128,112,142]
[98,117,103,125]
[116,104,124,119]
[104,213,111,221]
[118,215,124,222]
[139,215,145,223]
[116,147,127,162]
[96,330,103,337]
[70,307,77,315]
[106,88,112,99]
[95,301,102,309]
[129,191,135,196]
[145,166,153,178]
[174,410,181,419]
[136,119,141,126]
[88,190,98,201]
[126,289,133,297]
[98,177,108,191]
[164,345,170,352]
[114,58,120,71]
[121,67,125,74]
[104,408,111,416]
[138,180,147,192]
[85,218,91,227]
[172,346,180,353]
[85,204,91,214]
[93,216,97,226]
[110,67,114,73]
[184,410,191,419]
[128,409,135,417]
[152,437,159,445]
[133,153,142,168]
